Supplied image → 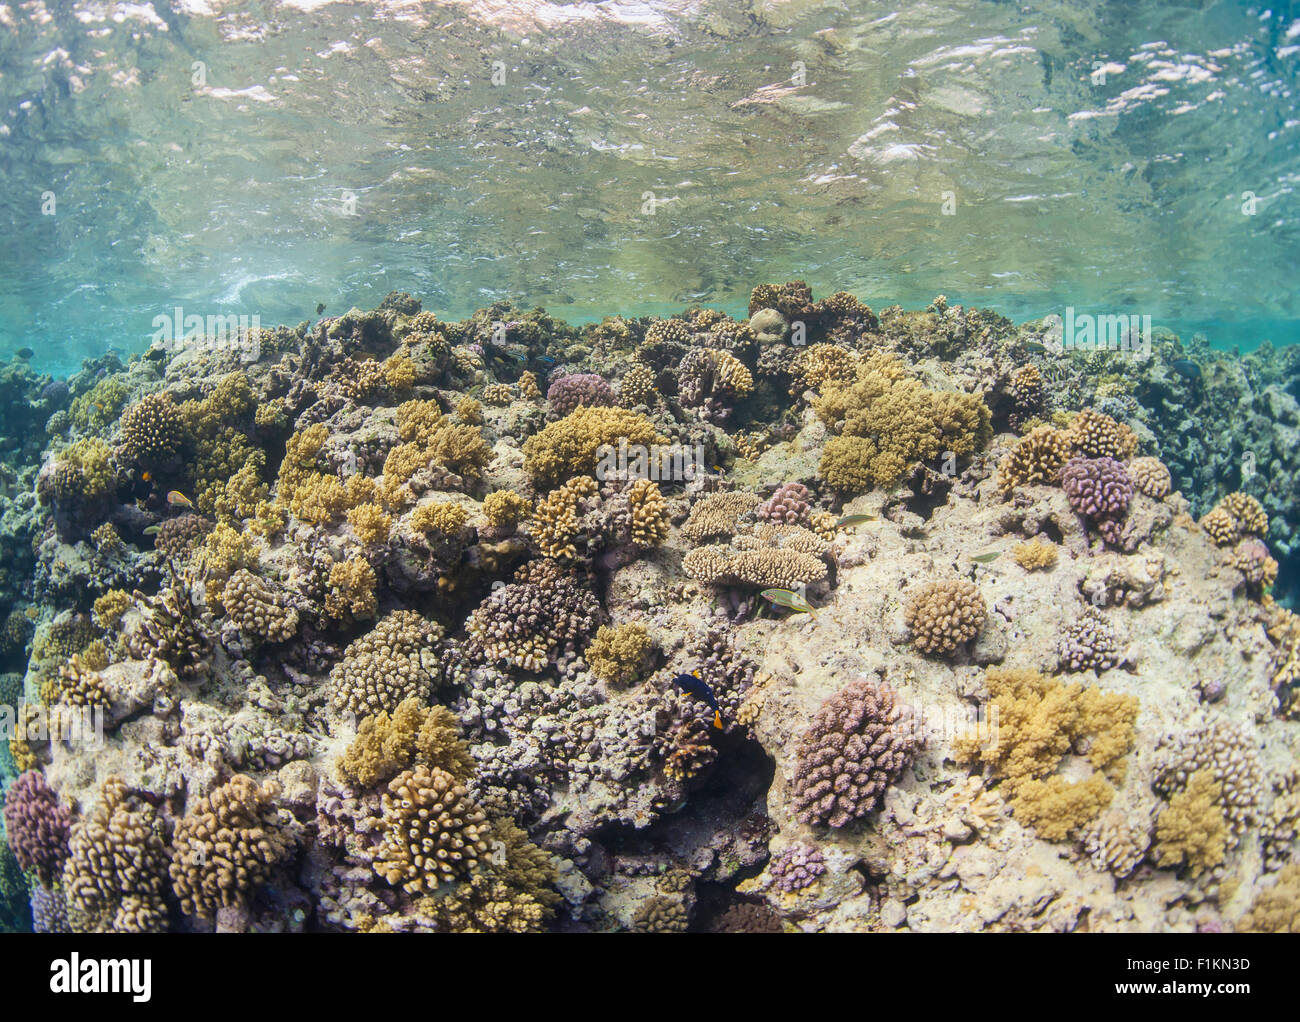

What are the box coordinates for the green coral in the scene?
[69,374,130,435]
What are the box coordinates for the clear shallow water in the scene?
[1,0,1298,373]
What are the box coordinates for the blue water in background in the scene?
[1,0,1298,374]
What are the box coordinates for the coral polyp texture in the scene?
[1,285,1297,935]
[789,679,919,827]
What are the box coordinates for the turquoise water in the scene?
[2,0,1298,373]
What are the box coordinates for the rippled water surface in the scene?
[1,0,1298,371]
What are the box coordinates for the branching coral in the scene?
[63,776,169,932]
[815,353,990,492]
[337,697,474,789]
[1238,864,1300,932]
[221,568,299,643]
[1153,719,1263,843]
[1012,539,1058,571]
[790,679,919,827]
[1061,456,1133,544]
[547,373,616,415]
[683,542,827,590]
[997,425,1073,492]
[169,775,294,920]
[954,668,1139,841]
[1128,456,1172,499]
[119,392,185,468]
[682,491,759,542]
[619,365,655,407]
[522,406,660,488]
[324,558,378,623]
[528,476,598,560]
[483,490,531,529]
[409,501,469,536]
[625,478,670,548]
[1200,492,1269,545]
[372,765,490,893]
[757,482,811,526]
[3,770,70,885]
[466,560,602,672]
[1067,408,1137,460]
[330,611,441,718]
[1057,608,1124,672]
[585,623,653,686]
[1153,770,1229,877]
[904,580,986,656]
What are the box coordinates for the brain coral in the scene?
[63,776,169,933]
[3,770,70,885]
[547,373,616,415]
[523,406,661,488]
[904,580,986,656]
[373,765,490,893]
[790,679,919,828]
[169,774,294,920]
[330,610,442,719]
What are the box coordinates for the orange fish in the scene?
[166,490,194,509]
[141,471,151,482]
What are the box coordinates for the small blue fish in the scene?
[673,670,723,730]
[1170,358,1201,379]
[760,587,816,614]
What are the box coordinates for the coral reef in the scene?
[4,287,1296,935]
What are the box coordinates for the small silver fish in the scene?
[835,513,878,528]
[760,588,816,614]
[143,525,161,536]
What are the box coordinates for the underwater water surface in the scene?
[3,0,1300,946]
[0,0,1298,371]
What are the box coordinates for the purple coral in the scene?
[547,373,615,416]
[3,771,71,885]
[757,483,811,526]
[1061,456,1132,544]
[790,679,920,828]
[768,843,826,892]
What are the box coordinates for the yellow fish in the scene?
[166,490,194,509]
